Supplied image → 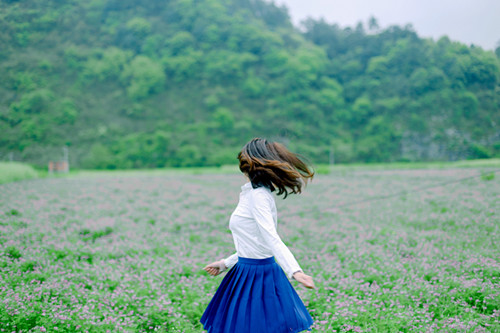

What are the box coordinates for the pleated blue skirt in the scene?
[200,256,314,333]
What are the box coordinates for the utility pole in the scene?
[63,145,69,173]
[329,146,335,165]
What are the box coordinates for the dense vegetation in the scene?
[0,162,38,184]
[0,170,498,331]
[0,0,499,168]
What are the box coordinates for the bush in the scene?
[81,144,117,169]
[468,143,491,159]
[0,162,38,184]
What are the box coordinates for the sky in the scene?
[275,0,499,51]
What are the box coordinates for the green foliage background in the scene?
[0,0,499,168]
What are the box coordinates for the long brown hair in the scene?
[237,138,314,198]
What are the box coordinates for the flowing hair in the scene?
[237,138,314,198]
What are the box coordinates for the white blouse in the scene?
[222,182,303,279]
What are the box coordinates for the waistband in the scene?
[238,256,275,265]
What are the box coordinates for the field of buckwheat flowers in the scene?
[0,167,498,332]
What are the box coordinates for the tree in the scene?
[121,56,166,100]
[368,16,379,32]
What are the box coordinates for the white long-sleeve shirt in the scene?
[222,182,303,279]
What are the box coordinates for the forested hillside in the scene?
[0,0,499,168]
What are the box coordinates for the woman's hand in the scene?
[293,271,316,289]
[203,260,227,276]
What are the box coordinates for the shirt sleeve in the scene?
[250,190,302,279]
[223,252,238,271]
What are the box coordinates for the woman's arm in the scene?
[250,190,303,279]
[250,191,315,288]
[203,252,237,276]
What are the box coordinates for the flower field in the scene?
[0,168,498,332]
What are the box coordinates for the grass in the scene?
[0,165,498,332]
[325,158,500,171]
[0,162,39,184]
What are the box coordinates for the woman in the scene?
[200,138,316,333]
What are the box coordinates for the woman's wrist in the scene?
[219,259,227,271]
[292,270,303,280]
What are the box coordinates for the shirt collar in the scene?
[241,182,252,191]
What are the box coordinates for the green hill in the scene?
[0,0,499,168]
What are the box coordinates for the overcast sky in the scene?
[275,0,499,51]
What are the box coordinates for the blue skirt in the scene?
[200,256,314,333]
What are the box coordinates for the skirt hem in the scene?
[201,324,313,333]
[291,325,313,333]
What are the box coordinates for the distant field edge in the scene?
[2,159,498,184]
[36,158,500,180]
[50,164,242,179]
[323,158,500,172]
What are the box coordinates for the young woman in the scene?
[200,138,316,333]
